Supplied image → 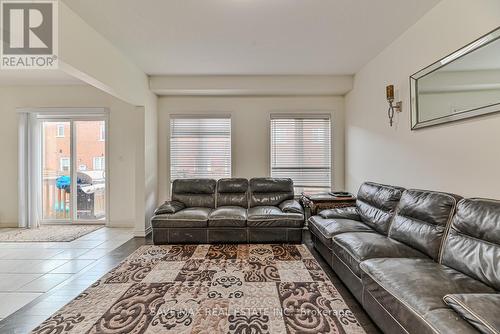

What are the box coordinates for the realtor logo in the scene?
[1,0,58,69]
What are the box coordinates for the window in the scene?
[271,115,331,194]
[56,124,65,137]
[99,124,105,141]
[170,116,231,180]
[93,157,105,170]
[59,157,70,172]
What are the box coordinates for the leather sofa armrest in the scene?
[443,294,500,334]
[154,200,185,215]
[319,206,360,220]
[279,199,304,214]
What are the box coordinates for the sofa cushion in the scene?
[332,232,427,277]
[444,294,500,334]
[216,178,249,208]
[389,189,460,261]
[154,200,185,215]
[208,206,247,227]
[441,198,500,290]
[279,199,304,214]
[249,178,294,207]
[360,258,494,334]
[247,206,303,228]
[151,207,211,228]
[171,179,216,208]
[319,206,360,220]
[356,182,405,235]
[308,216,374,248]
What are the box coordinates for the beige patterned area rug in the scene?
[32,244,366,334]
[0,225,103,242]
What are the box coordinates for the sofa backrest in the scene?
[249,177,294,207]
[356,182,405,235]
[441,198,500,290]
[216,178,249,208]
[171,178,216,208]
[389,189,460,261]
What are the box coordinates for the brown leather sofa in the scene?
[151,177,304,244]
[309,181,500,334]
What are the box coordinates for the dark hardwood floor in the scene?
[0,231,380,334]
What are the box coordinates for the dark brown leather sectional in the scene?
[309,181,500,334]
[151,177,304,244]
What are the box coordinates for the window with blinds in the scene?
[170,116,231,180]
[271,115,331,193]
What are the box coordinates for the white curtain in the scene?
[18,113,41,229]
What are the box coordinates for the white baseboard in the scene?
[107,221,134,228]
[0,222,18,228]
[134,225,152,238]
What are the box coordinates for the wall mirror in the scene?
[411,27,500,129]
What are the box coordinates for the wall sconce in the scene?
[386,85,402,127]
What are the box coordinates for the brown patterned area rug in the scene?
[32,244,366,334]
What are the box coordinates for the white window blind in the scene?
[170,116,231,180]
[271,115,331,193]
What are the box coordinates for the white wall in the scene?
[143,93,158,234]
[158,96,345,202]
[345,0,500,198]
[59,2,149,107]
[150,75,353,96]
[0,85,143,228]
[59,2,159,235]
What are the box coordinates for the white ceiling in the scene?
[63,0,440,76]
[0,70,83,86]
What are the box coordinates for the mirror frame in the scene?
[410,26,500,130]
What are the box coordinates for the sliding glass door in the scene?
[42,121,72,220]
[41,118,107,224]
[75,121,106,220]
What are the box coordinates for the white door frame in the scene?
[18,108,110,226]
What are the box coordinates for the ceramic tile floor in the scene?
[0,227,133,320]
